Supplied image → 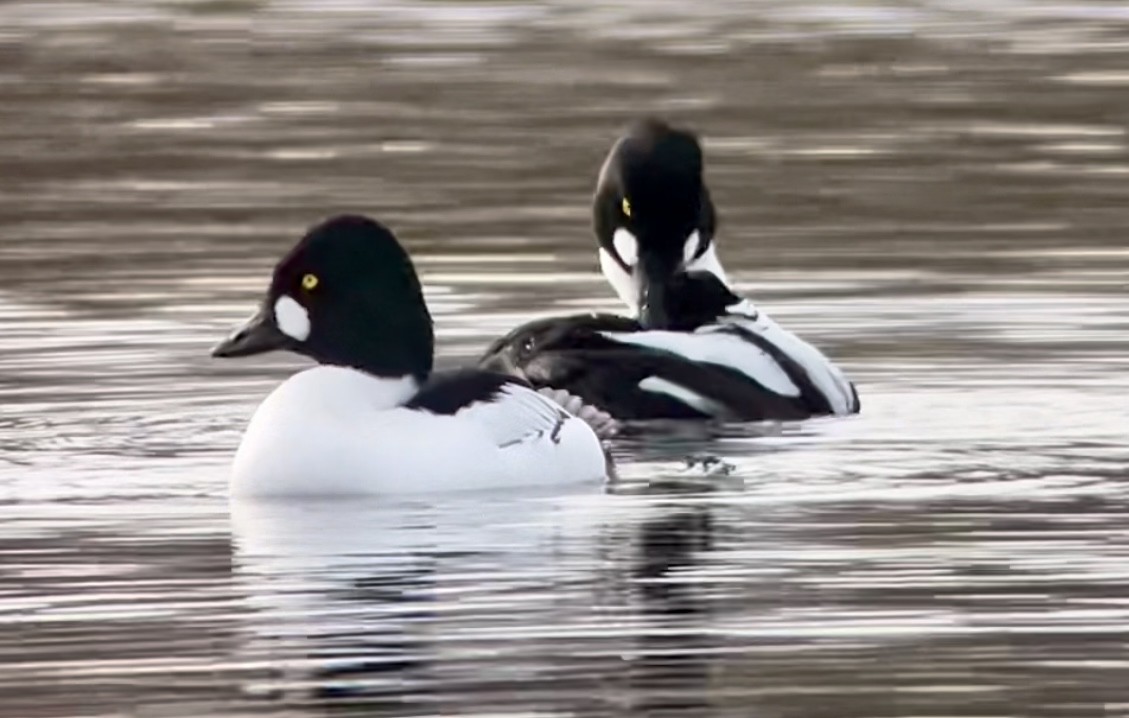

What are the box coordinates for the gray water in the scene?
[3,1,1129,716]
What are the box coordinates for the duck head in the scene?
[213,215,435,382]
[593,118,728,329]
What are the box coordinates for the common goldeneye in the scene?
[480,118,859,421]
[214,215,608,497]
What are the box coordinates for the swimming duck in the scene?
[213,215,608,497]
[479,118,860,421]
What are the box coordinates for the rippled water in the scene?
[3,2,1129,716]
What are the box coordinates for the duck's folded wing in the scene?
[713,310,859,415]
[407,371,568,448]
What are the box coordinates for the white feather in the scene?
[454,383,568,448]
[601,236,731,317]
[537,387,619,438]
[714,308,856,415]
[601,328,802,398]
[638,376,728,417]
[682,231,701,265]
[725,297,760,319]
[274,295,310,341]
[612,228,638,267]
[599,247,636,312]
[229,366,606,498]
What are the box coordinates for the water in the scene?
[3,1,1129,716]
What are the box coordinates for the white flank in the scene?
[228,367,606,497]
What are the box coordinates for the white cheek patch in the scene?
[682,230,701,266]
[612,228,638,267]
[599,247,638,314]
[274,295,311,341]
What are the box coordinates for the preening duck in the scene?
[213,215,608,497]
[480,118,860,421]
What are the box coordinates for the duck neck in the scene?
[355,372,421,409]
[304,306,435,385]
[339,342,433,386]
[685,244,731,289]
[286,366,421,412]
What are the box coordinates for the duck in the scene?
[478,118,860,421]
[212,215,608,497]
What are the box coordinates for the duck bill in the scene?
[212,305,292,358]
[635,253,677,329]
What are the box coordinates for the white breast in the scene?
[228,366,606,498]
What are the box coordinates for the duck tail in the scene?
[536,388,619,440]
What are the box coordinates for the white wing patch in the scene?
[638,377,728,417]
[716,310,856,415]
[274,295,310,341]
[601,328,802,397]
[456,383,569,448]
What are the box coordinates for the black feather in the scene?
[405,370,528,415]
[478,297,861,421]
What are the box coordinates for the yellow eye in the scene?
[301,273,319,291]
[621,197,632,218]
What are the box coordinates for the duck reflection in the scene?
[229,482,722,715]
[621,486,719,717]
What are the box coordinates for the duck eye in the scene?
[301,273,319,291]
[621,197,632,218]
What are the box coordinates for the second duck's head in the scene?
[593,118,727,329]
[212,215,435,381]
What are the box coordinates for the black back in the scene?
[405,369,526,415]
[659,271,744,331]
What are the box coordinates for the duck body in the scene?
[480,277,859,422]
[215,215,608,498]
[229,366,604,497]
[481,117,860,422]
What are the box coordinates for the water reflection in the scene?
[225,479,1129,716]
[229,488,722,712]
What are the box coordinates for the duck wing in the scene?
[407,370,569,448]
[479,314,815,420]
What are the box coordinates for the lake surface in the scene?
[3,1,1129,716]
